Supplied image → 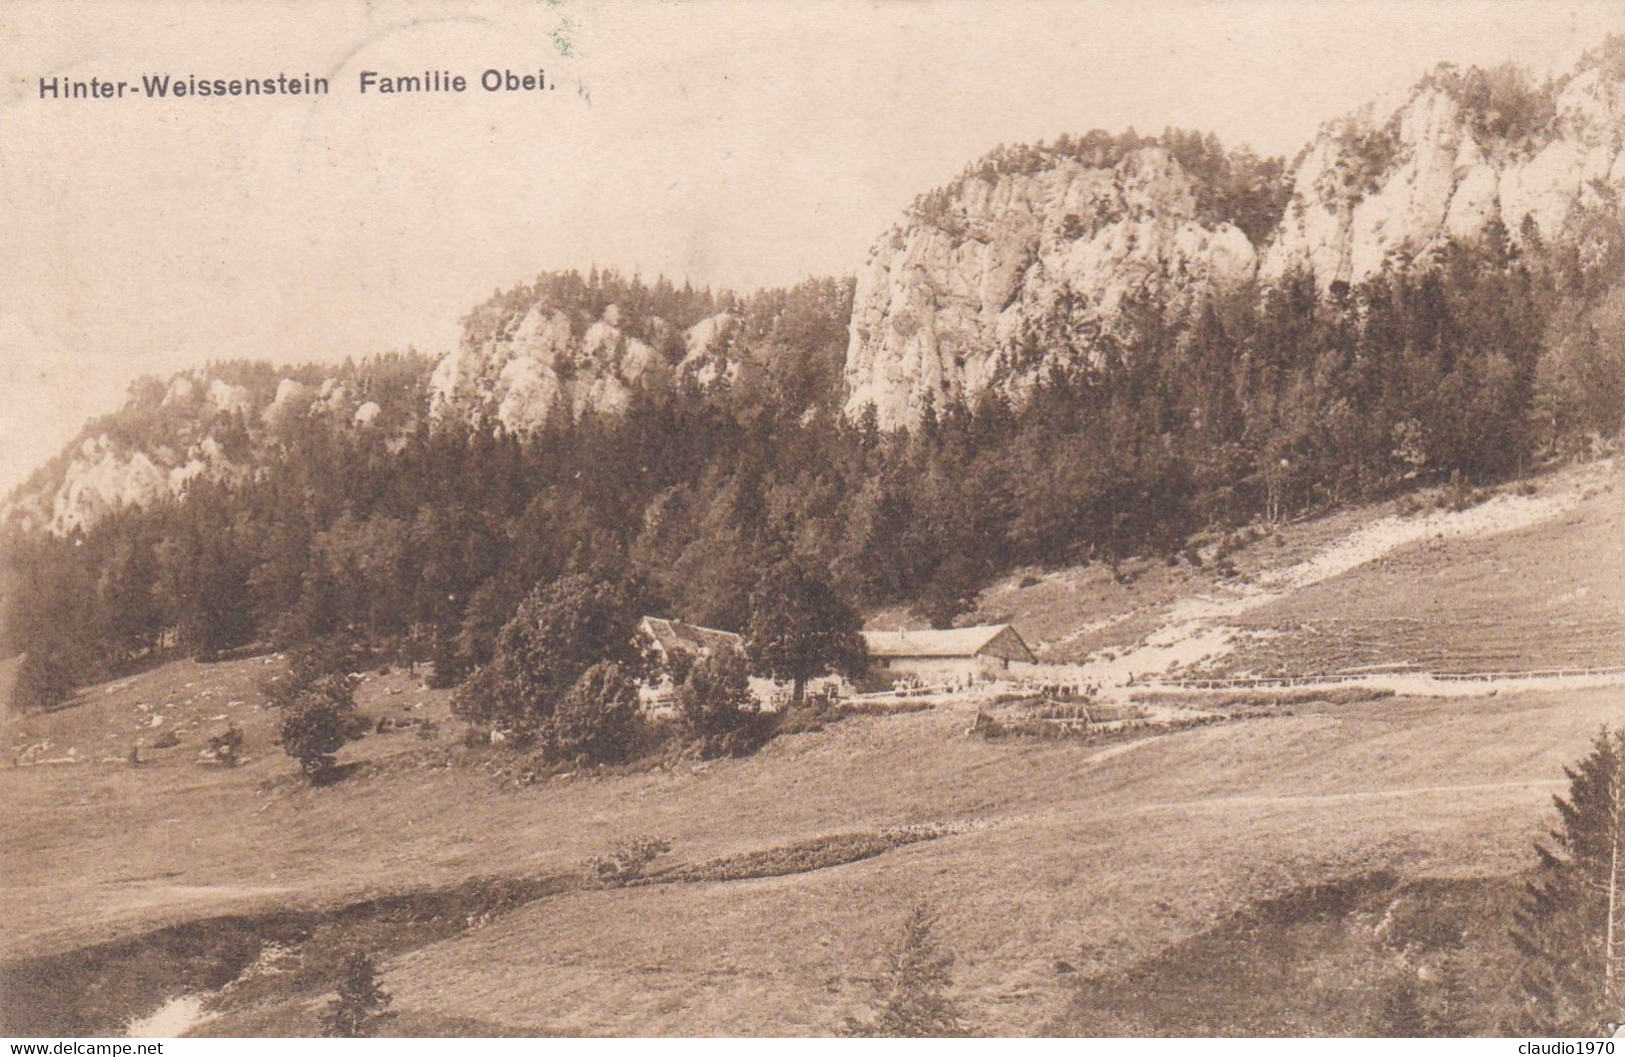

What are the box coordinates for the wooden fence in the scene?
[1162,664,1625,691]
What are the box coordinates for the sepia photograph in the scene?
[4,0,1625,1040]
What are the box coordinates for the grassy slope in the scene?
[951,458,1624,675]
[3,671,1616,1034]
[2,459,1621,1035]
[373,691,1610,1036]
[1217,474,1625,676]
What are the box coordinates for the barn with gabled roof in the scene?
[639,616,742,666]
[861,624,1036,685]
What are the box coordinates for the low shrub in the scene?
[772,699,850,739]
[585,836,672,887]
[1133,686,1395,708]
[1393,493,1424,517]
[838,700,934,717]
[972,708,1281,743]
[662,829,945,885]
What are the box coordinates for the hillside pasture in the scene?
[2,662,1616,1034]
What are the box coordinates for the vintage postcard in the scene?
[3,0,1625,1041]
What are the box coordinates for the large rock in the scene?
[428,303,734,435]
[842,147,1258,429]
[1264,65,1625,288]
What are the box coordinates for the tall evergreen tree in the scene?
[1510,727,1625,1035]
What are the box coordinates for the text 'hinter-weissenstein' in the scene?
[39,73,330,99]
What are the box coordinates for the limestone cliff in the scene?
[843,49,1625,428]
[1265,62,1625,287]
[4,365,413,536]
[427,302,732,436]
[843,144,1264,428]
[18,46,1625,533]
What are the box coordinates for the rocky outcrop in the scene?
[17,430,243,536]
[43,438,170,535]
[844,53,1625,428]
[427,303,735,436]
[1265,66,1625,287]
[678,311,741,387]
[5,367,396,535]
[843,147,1258,428]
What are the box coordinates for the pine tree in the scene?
[841,904,968,1038]
[1510,727,1625,1035]
[320,950,393,1037]
[1428,945,1476,1037]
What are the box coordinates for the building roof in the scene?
[861,624,1030,660]
[640,616,742,657]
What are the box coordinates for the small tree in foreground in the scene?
[841,904,968,1037]
[278,674,367,782]
[320,950,393,1037]
[1510,727,1625,1035]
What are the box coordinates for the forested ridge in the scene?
[5,135,1625,711]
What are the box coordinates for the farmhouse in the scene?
[861,624,1037,685]
[637,616,841,709]
[638,616,742,668]
[637,616,768,710]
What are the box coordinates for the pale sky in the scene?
[2,0,1622,493]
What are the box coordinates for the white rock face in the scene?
[1265,68,1625,288]
[40,431,245,534]
[12,365,387,535]
[843,147,1258,428]
[262,378,314,428]
[844,61,1625,428]
[161,375,196,406]
[206,379,252,417]
[429,305,732,435]
[48,438,169,534]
